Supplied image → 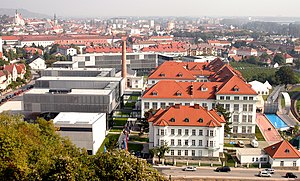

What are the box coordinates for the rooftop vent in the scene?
[49,88,71,94]
[170,118,175,122]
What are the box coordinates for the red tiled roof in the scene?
[143,80,223,99]
[24,47,43,55]
[216,75,257,95]
[4,64,15,74]
[283,53,293,59]
[15,64,26,74]
[264,140,300,159]
[148,105,225,127]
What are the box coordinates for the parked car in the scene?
[251,139,259,148]
[182,166,197,171]
[259,171,271,177]
[264,168,275,174]
[286,172,297,178]
[237,141,245,148]
[215,166,231,172]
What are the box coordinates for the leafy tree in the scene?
[0,112,166,180]
[91,150,166,180]
[216,104,232,135]
[150,142,170,163]
[294,58,300,69]
[273,54,285,65]
[275,66,298,87]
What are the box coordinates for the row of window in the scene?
[219,104,253,112]
[219,96,254,101]
[232,126,253,133]
[144,102,213,109]
[252,157,268,162]
[160,139,216,147]
[169,149,212,156]
[157,129,215,137]
[232,115,253,123]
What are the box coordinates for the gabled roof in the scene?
[149,105,225,127]
[26,56,45,64]
[3,64,16,74]
[264,140,300,159]
[143,80,222,99]
[216,75,257,95]
[15,64,26,74]
[148,62,196,80]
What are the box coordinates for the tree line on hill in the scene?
[0,112,166,180]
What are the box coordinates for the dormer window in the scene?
[184,118,189,122]
[233,85,239,92]
[170,118,175,122]
[159,73,165,77]
[177,72,183,77]
[201,85,208,92]
[198,118,203,123]
[285,149,290,153]
[152,91,158,96]
[176,91,182,96]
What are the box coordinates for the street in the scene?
[158,166,300,180]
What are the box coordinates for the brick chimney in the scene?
[122,40,127,78]
[174,104,180,109]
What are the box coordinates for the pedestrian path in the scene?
[256,113,282,143]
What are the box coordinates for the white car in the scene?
[264,168,275,174]
[259,171,271,177]
[183,166,197,171]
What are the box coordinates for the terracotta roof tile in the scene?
[264,140,300,159]
[149,105,225,127]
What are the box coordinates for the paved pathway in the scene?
[256,113,282,143]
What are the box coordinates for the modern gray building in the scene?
[41,67,116,77]
[72,52,158,74]
[23,76,125,113]
[23,87,119,113]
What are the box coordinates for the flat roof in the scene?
[37,76,122,82]
[237,148,266,155]
[26,88,112,95]
[44,67,114,71]
[53,112,105,125]
[53,61,74,65]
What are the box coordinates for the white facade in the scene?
[236,148,269,164]
[127,76,144,89]
[216,94,257,135]
[249,80,271,95]
[0,36,2,53]
[149,124,224,158]
[20,40,55,47]
[269,158,300,167]
[53,112,107,155]
[143,94,257,135]
[28,57,47,70]
[58,47,77,56]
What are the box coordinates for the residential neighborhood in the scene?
[2,2,300,180]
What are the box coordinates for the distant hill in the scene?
[0,8,50,19]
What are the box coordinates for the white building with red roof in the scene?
[237,47,258,57]
[264,140,300,168]
[4,64,17,82]
[283,53,294,64]
[143,59,258,137]
[148,104,225,158]
[15,64,26,79]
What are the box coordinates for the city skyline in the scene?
[1,0,300,18]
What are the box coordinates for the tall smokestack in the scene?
[122,40,127,78]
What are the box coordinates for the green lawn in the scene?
[128,143,143,152]
[99,133,120,153]
[113,118,127,126]
[110,128,123,133]
[224,143,236,147]
[255,125,265,141]
[129,135,149,142]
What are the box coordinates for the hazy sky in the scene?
[1,0,300,17]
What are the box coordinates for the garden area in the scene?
[255,126,265,141]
